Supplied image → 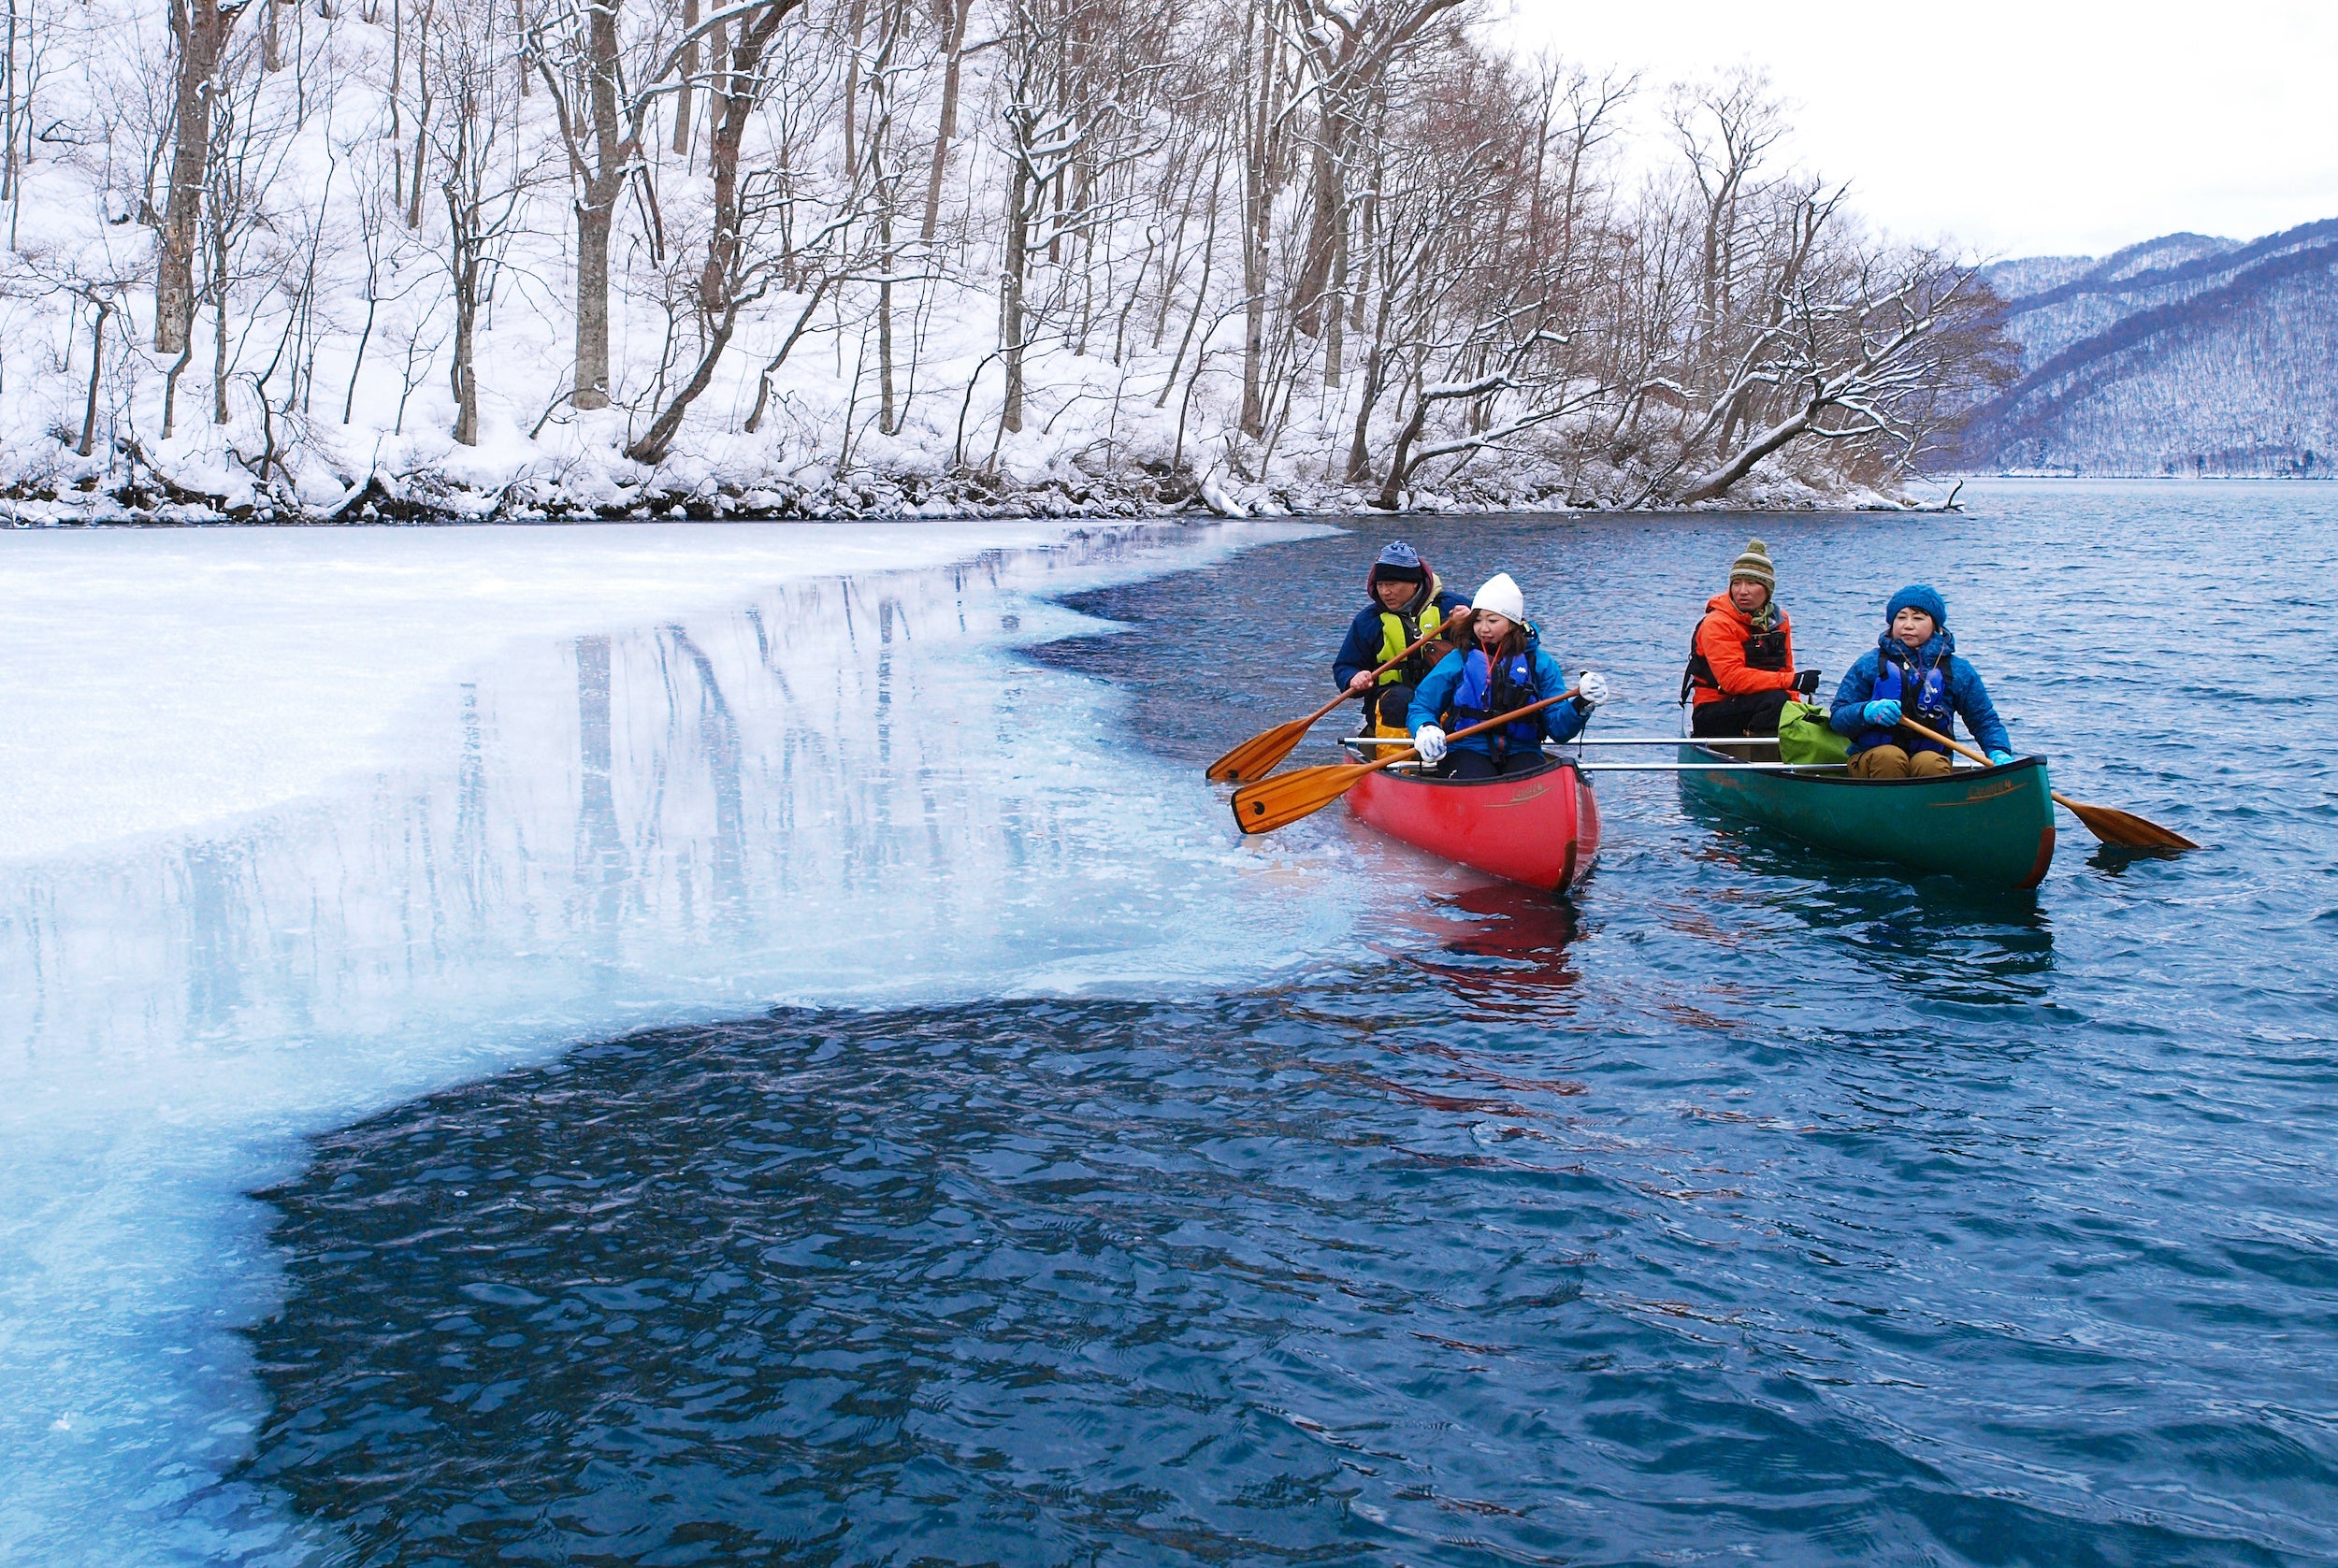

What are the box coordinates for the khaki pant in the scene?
[1850,744,1951,779]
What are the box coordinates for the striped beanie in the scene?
[1729,539,1775,591]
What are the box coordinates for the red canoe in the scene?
[1345,757,1600,894]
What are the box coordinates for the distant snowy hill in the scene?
[1947,221,2338,477]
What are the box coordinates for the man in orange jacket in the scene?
[1680,539,1821,738]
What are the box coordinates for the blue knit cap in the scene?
[1885,583,1947,626]
[1376,540,1423,572]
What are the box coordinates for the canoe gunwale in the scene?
[1681,742,2046,788]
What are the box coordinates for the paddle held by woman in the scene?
[1229,690,1575,835]
[1895,716,2197,850]
[1205,620,1464,784]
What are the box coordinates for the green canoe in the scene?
[1676,743,2057,889]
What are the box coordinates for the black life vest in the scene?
[1679,613,1790,704]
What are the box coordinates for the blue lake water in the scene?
[238,482,2337,1563]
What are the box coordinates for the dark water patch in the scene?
[247,973,2338,1563]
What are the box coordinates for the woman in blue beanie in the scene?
[1829,584,2015,778]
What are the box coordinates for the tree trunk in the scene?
[1375,387,1426,509]
[877,209,896,434]
[571,185,614,407]
[840,0,866,177]
[211,203,230,424]
[917,0,970,244]
[1679,402,1814,503]
[155,0,232,354]
[671,0,698,155]
[76,294,108,456]
[1346,340,1379,482]
[1322,205,1346,387]
[1000,152,1028,435]
[1236,0,1280,438]
[450,250,479,444]
[1292,129,1341,338]
[570,0,625,409]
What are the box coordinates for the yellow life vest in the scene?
[1373,586,1445,685]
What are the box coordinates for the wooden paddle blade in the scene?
[1229,761,1378,835]
[1205,716,1311,784]
[2057,796,2200,850]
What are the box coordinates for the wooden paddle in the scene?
[1230,690,1577,836]
[1895,716,2198,850]
[1205,618,1466,784]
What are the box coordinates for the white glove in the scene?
[1413,725,1448,764]
[1576,670,1610,708]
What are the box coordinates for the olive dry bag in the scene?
[1777,700,1851,768]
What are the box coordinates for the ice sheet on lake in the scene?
[0,519,1367,1565]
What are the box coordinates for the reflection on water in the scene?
[0,522,1378,1567]
[1386,882,1584,1016]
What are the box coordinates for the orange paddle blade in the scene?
[1229,759,1385,835]
[1898,716,2200,852]
[1205,716,1313,784]
[2054,794,2199,850]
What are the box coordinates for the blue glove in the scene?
[1986,749,2014,767]
[1862,699,1902,728]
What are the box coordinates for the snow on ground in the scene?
[0,518,1416,1565]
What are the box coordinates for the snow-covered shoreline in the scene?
[1,465,1919,527]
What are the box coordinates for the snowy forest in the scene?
[3,0,2013,520]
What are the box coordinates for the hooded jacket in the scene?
[1829,628,2011,757]
[1332,560,1470,691]
[1407,624,1591,756]
[1685,592,1796,706]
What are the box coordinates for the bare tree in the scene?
[426,0,535,443]
[626,0,812,463]
[154,0,249,353]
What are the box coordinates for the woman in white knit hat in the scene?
[1679,537,1820,738]
[1405,572,1610,780]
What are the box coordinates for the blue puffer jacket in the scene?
[1829,630,2012,757]
[1408,626,1591,756]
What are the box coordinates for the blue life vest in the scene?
[1857,636,1955,754]
[1449,646,1545,757]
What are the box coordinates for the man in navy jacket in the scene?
[1332,541,1471,735]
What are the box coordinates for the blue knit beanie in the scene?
[1371,539,1427,584]
[1885,584,1947,626]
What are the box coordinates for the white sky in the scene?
[1507,0,2338,260]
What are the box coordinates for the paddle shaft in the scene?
[1230,688,1583,834]
[1898,715,2197,849]
[1307,624,1459,726]
[1343,689,1579,780]
[1896,717,2088,810]
[1205,622,1465,782]
[1339,735,1780,748]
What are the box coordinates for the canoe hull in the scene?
[1347,760,1600,894]
[1677,744,2056,889]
